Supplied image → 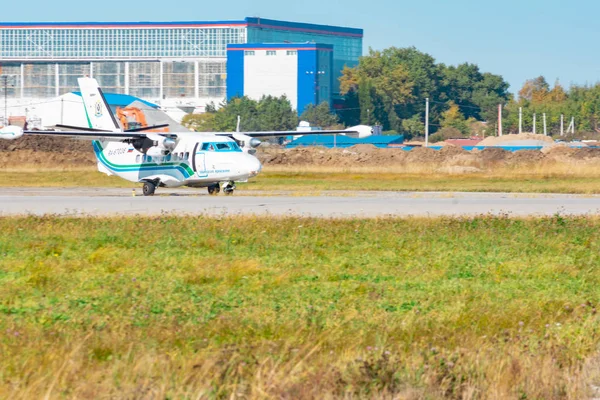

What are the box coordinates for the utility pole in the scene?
[425,98,429,147]
[519,107,522,134]
[498,104,503,136]
[2,76,7,127]
[568,117,575,134]
[543,113,547,136]
[560,114,564,136]
[533,113,537,134]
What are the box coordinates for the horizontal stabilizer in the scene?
[125,124,170,133]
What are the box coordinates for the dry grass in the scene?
[2,215,600,398]
[264,162,600,176]
[4,162,600,194]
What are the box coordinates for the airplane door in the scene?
[194,152,208,178]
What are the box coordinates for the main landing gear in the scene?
[142,181,156,196]
[208,182,236,195]
[208,184,220,195]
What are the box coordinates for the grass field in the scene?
[4,164,600,194]
[2,215,600,398]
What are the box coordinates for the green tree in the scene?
[299,103,339,129]
[401,115,424,140]
[207,95,297,132]
[358,77,375,125]
[181,113,216,132]
[212,96,260,132]
[256,95,298,131]
[519,76,549,102]
[340,45,511,132]
[338,89,361,127]
[440,102,468,134]
[430,127,465,142]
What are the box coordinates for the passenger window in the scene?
[165,154,171,162]
[136,155,141,163]
[184,152,189,160]
[147,156,152,162]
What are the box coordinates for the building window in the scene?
[266,50,277,56]
[286,50,297,56]
[244,50,255,56]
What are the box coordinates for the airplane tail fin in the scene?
[78,77,121,132]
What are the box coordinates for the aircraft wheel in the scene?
[142,182,156,196]
[208,184,220,195]
[224,187,234,196]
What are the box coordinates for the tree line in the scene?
[182,96,341,133]
[503,77,600,137]
[182,46,600,140]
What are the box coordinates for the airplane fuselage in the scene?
[93,134,262,188]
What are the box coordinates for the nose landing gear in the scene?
[223,181,236,195]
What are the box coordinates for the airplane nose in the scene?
[247,155,262,177]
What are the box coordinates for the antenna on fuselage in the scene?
[236,115,241,133]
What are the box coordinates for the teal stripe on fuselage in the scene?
[92,141,193,179]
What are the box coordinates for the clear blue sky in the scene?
[3,0,598,95]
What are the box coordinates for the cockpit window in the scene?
[200,142,242,152]
[201,143,215,151]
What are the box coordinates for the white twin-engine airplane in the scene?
[0,77,357,196]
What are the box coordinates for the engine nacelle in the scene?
[132,134,177,154]
[0,126,24,140]
[146,147,170,157]
[233,133,261,154]
[147,133,177,151]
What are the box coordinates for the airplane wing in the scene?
[22,130,147,141]
[214,129,357,138]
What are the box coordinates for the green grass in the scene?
[0,169,134,188]
[4,167,600,194]
[2,216,600,398]
[241,171,600,194]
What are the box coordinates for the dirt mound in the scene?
[541,144,577,155]
[439,145,469,156]
[347,144,379,154]
[507,150,546,165]
[479,133,554,146]
[7,135,600,172]
[0,150,96,168]
[405,147,441,164]
[478,148,510,165]
[0,135,92,154]
[0,136,95,167]
[568,147,600,160]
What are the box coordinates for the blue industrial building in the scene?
[287,135,405,149]
[0,17,363,122]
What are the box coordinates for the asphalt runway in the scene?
[1,187,600,218]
